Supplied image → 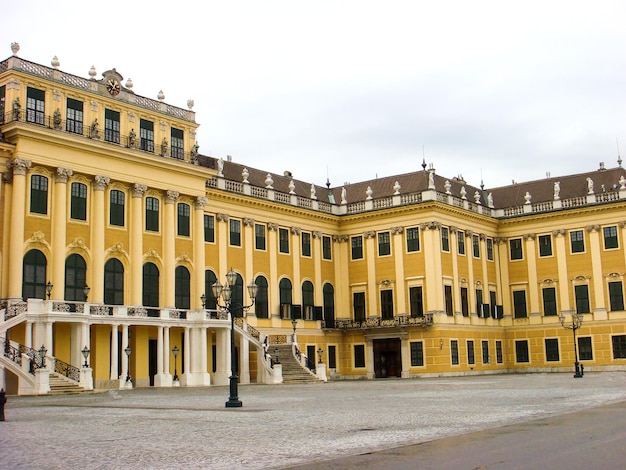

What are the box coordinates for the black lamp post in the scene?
[38,344,47,368]
[317,347,324,364]
[82,345,90,367]
[201,293,207,309]
[274,347,280,364]
[46,281,53,300]
[558,310,584,378]
[212,268,257,408]
[172,345,179,382]
[124,345,132,384]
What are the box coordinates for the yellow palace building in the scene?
[1,44,626,395]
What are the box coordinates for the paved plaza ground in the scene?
[2,372,626,469]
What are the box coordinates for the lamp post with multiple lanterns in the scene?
[212,269,258,408]
[558,310,584,378]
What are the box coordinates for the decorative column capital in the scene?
[586,225,600,233]
[8,158,32,176]
[132,183,148,197]
[363,231,376,239]
[523,233,536,241]
[312,231,322,239]
[390,226,404,235]
[267,222,279,231]
[165,190,179,204]
[243,217,255,227]
[291,226,302,236]
[552,229,566,237]
[216,213,229,223]
[55,167,74,183]
[93,175,110,190]
[333,234,349,243]
[194,196,208,210]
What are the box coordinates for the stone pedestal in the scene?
[34,368,50,395]
[316,363,327,382]
[80,367,93,390]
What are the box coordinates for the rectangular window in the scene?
[609,281,624,311]
[445,285,453,315]
[279,228,289,253]
[140,118,154,152]
[486,238,494,260]
[328,345,337,369]
[476,289,483,317]
[353,292,366,321]
[482,340,489,364]
[204,215,215,242]
[509,238,523,260]
[545,338,560,362]
[380,289,394,320]
[255,223,266,250]
[457,230,466,255]
[104,109,120,144]
[177,203,190,236]
[66,98,83,134]
[461,287,469,316]
[109,189,125,226]
[406,227,420,252]
[322,235,332,260]
[513,290,527,318]
[230,219,241,246]
[472,234,480,258]
[26,87,45,124]
[496,340,503,363]
[578,337,593,361]
[451,340,459,365]
[612,335,626,359]
[410,341,424,367]
[30,175,48,214]
[603,226,619,249]
[490,291,497,318]
[441,226,450,252]
[378,231,391,256]
[145,197,159,232]
[351,236,363,260]
[575,285,590,314]
[409,286,424,317]
[570,230,585,253]
[354,344,366,368]
[70,182,87,220]
[171,127,184,159]
[542,287,557,316]
[301,232,311,257]
[515,340,529,363]
[467,340,475,365]
[539,234,553,257]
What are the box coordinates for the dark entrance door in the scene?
[373,338,402,378]
[149,339,157,386]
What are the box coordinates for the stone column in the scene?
[119,324,130,389]
[400,336,410,378]
[365,338,375,379]
[292,227,302,306]
[194,197,208,309]
[51,168,73,300]
[391,227,406,314]
[523,233,540,318]
[130,184,147,305]
[216,213,229,281]
[91,175,110,303]
[587,225,606,318]
[267,223,279,319]
[154,326,166,386]
[364,231,377,318]
[553,229,571,312]
[163,191,178,308]
[110,324,119,380]
[181,326,191,385]
[163,326,171,380]
[213,328,229,385]
[240,336,250,384]
[7,158,31,299]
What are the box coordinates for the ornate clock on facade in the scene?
[106,78,121,96]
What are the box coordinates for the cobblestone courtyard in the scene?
[3,372,626,469]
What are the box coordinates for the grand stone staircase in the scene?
[273,344,324,384]
[48,372,90,395]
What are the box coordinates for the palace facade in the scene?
[2,44,626,395]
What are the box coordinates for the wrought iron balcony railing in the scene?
[330,313,434,330]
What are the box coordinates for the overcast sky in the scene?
[3,1,626,189]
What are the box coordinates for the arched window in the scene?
[104,258,124,305]
[22,249,47,300]
[323,283,335,328]
[279,278,292,319]
[302,280,314,320]
[142,262,160,308]
[65,254,87,301]
[254,275,268,318]
[231,273,244,317]
[204,270,218,310]
[175,266,190,309]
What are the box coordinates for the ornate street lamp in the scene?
[317,347,324,364]
[38,344,47,368]
[172,345,180,382]
[212,268,257,408]
[83,285,90,302]
[124,345,132,384]
[274,347,280,365]
[291,318,298,342]
[558,310,584,378]
[81,345,90,368]
[201,293,207,309]
[46,281,53,300]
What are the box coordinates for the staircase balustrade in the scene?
[53,357,81,382]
